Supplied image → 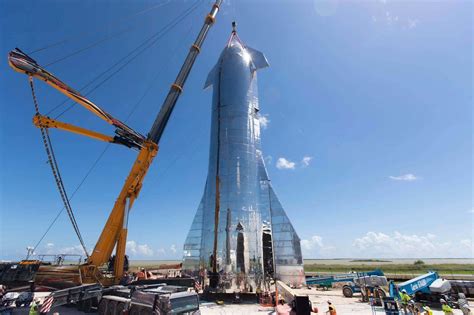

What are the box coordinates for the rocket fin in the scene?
[204,63,218,89]
[246,46,269,70]
[257,153,305,285]
[267,185,305,285]
[183,194,205,272]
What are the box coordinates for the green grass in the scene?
[350,259,392,263]
[303,263,474,275]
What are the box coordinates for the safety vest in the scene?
[442,304,453,313]
[400,293,410,304]
[29,301,39,315]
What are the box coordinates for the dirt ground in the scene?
[199,288,467,314]
[6,290,468,314]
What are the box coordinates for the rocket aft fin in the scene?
[246,46,270,70]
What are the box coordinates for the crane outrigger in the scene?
[7,0,222,287]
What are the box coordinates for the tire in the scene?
[98,299,108,315]
[115,302,126,315]
[343,286,353,298]
[130,305,153,315]
[377,288,386,299]
[77,300,85,312]
[129,305,140,315]
[82,298,94,313]
[107,301,117,315]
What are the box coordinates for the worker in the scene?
[458,293,471,315]
[119,272,133,285]
[399,289,411,313]
[325,300,336,315]
[440,299,454,315]
[422,306,433,315]
[275,298,292,315]
[29,298,39,315]
[136,268,147,280]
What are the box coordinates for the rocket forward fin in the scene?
[204,63,218,89]
[246,46,269,70]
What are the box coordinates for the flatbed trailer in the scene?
[1,282,199,314]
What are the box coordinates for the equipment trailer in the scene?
[12,283,199,314]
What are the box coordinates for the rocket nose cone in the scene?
[227,35,243,49]
[224,35,252,67]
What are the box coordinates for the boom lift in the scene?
[7,0,222,287]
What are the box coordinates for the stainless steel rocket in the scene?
[183,26,304,293]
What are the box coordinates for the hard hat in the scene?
[327,300,332,304]
[423,306,431,311]
[401,289,407,293]
[440,298,446,303]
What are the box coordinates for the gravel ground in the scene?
[199,288,466,314]
[4,290,468,315]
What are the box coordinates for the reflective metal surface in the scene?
[183,33,304,293]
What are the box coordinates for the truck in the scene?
[389,271,455,308]
[305,269,386,298]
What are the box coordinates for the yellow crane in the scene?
[8,0,222,286]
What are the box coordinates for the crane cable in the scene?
[28,76,89,258]
[46,0,203,119]
[28,0,172,55]
[26,1,205,254]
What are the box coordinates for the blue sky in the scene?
[0,0,472,260]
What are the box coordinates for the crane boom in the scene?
[87,0,222,283]
[149,1,222,142]
[8,0,222,285]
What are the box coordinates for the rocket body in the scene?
[183,34,304,292]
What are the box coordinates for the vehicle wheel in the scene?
[82,298,94,313]
[98,299,108,315]
[130,305,152,315]
[343,286,353,298]
[377,288,386,299]
[77,300,85,311]
[129,305,140,315]
[107,301,117,315]
[115,302,125,314]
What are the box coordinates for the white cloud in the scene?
[170,244,177,254]
[61,245,85,255]
[276,157,296,170]
[301,235,335,258]
[301,156,313,167]
[407,19,419,29]
[41,243,85,256]
[460,239,474,254]
[258,114,270,129]
[389,173,419,181]
[265,155,273,165]
[126,240,154,257]
[385,11,399,25]
[353,231,473,258]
